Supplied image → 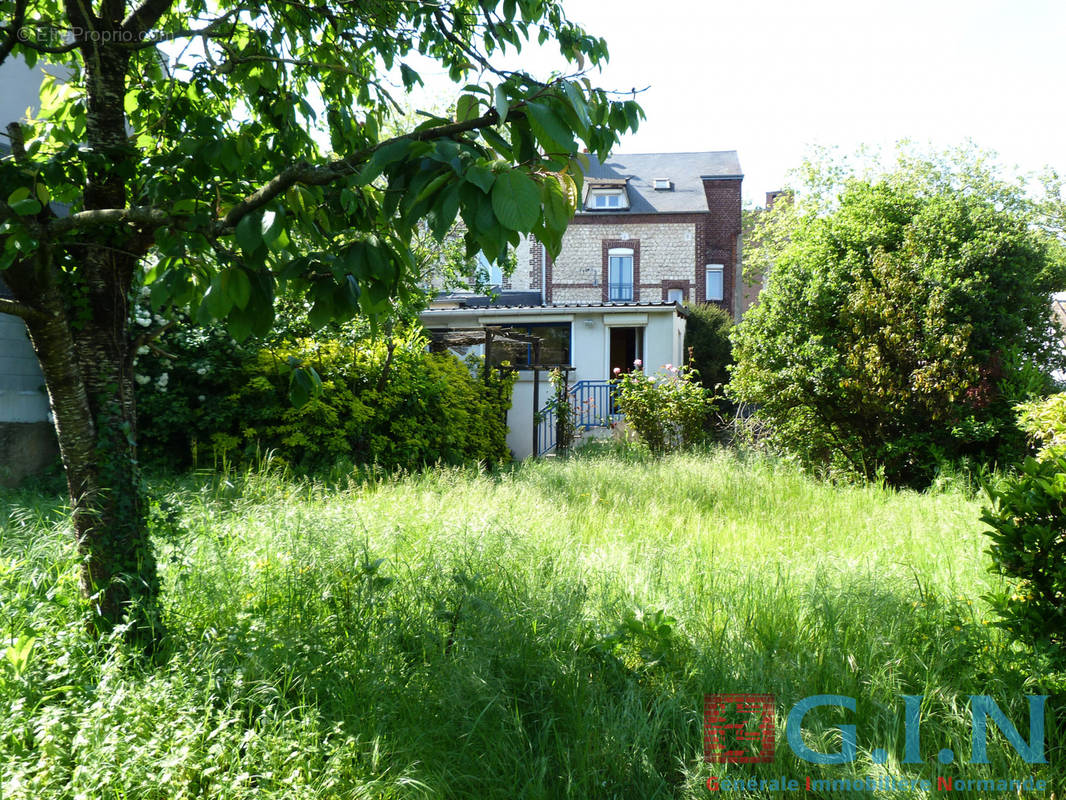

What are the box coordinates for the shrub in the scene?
[136,324,517,472]
[729,147,1066,487]
[981,456,1066,662]
[683,302,733,393]
[1015,392,1066,460]
[612,363,713,454]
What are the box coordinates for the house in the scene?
[421,150,743,458]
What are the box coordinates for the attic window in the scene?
[586,187,629,210]
[653,179,672,191]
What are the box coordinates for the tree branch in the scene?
[0,295,47,322]
[221,106,509,230]
[5,122,27,163]
[47,205,172,235]
[121,8,240,47]
[0,0,28,67]
[123,0,175,36]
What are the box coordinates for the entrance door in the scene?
[609,326,644,375]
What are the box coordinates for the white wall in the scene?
[423,305,687,459]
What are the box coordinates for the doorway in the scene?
[609,326,644,375]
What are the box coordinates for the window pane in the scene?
[667,288,684,303]
[706,267,724,301]
[609,255,633,301]
[488,324,571,368]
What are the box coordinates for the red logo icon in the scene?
[703,694,776,763]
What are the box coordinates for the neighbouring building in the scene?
[0,57,58,484]
[422,150,743,459]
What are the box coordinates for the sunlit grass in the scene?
[0,447,1059,798]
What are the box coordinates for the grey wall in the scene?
[0,312,49,422]
[0,57,46,124]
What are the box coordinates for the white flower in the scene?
[196,366,208,376]
[136,346,149,355]
[156,373,169,389]
[134,374,150,385]
[198,395,206,402]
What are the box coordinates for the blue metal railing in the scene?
[608,283,633,302]
[536,380,623,455]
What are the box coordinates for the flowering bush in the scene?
[612,362,714,454]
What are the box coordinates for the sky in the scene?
[408,0,1066,207]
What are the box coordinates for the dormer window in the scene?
[584,180,630,211]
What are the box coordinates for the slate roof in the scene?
[581,151,742,215]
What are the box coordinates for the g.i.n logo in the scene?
[704,694,1048,765]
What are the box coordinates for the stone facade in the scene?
[545,222,697,304]
[522,175,744,316]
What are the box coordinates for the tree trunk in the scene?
[9,266,161,646]
[2,34,162,647]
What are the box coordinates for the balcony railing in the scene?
[608,282,633,302]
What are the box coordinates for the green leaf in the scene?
[204,280,233,319]
[6,187,30,205]
[481,126,512,157]
[493,85,510,124]
[491,170,541,231]
[456,94,480,122]
[262,210,287,250]
[399,63,422,91]
[235,214,263,255]
[464,164,496,194]
[360,138,411,185]
[525,101,576,153]
[226,308,254,341]
[11,198,42,216]
[221,267,252,310]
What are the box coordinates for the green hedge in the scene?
[135,325,516,472]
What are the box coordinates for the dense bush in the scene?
[982,456,1066,662]
[682,302,733,392]
[612,363,713,454]
[981,392,1066,663]
[729,148,1066,487]
[1015,392,1066,460]
[135,322,516,472]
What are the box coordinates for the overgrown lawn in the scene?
[0,448,1059,798]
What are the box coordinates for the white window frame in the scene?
[608,247,634,302]
[666,287,685,304]
[705,264,725,302]
[586,187,629,210]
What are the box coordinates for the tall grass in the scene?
[0,447,1059,798]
